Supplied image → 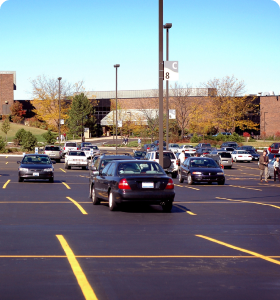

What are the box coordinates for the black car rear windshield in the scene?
[190,159,219,168]
[45,147,60,151]
[118,162,164,175]
[65,143,76,147]
[23,156,51,164]
[220,153,231,158]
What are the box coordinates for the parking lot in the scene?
[1,155,280,300]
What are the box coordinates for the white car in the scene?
[231,150,252,163]
[81,147,92,159]
[168,144,180,153]
[177,145,196,155]
[64,151,88,170]
[144,150,178,178]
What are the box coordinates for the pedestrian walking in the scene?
[138,137,141,149]
[259,150,269,182]
[125,135,128,146]
[273,157,280,182]
[179,150,186,166]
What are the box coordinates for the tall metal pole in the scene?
[159,0,164,167]
[114,64,120,155]
[58,77,62,144]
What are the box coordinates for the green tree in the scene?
[67,93,94,138]
[15,128,27,145]
[1,118,11,141]
[42,129,56,144]
[22,131,37,151]
[0,136,6,152]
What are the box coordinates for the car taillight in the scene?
[176,159,179,165]
[118,178,131,190]
[77,147,79,150]
[232,158,233,162]
[64,147,65,150]
[165,178,174,190]
[44,151,46,154]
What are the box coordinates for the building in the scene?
[0,71,16,115]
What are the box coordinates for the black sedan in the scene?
[133,151,147,160]
[18,154,56,182]
[90,160,175,212]
[179,157,225,185]
[245,149,260,160]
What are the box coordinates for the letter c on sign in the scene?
[172,62,178,70]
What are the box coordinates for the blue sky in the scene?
[0,0,279,99]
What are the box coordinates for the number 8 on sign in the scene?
[164,61,179,81]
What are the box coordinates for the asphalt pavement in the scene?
[0,157,280,300]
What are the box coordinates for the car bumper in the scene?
[192,175,225,182]
[67,162,88,166]
[115,190,175,204]
[19,171,54,179]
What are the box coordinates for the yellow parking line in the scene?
[5,156,8,158]
[60,168,66,173]
[5,162,8,165]
[196,234,280,266]
[56,235,98,300]
[66,197,88,214]
[174,184,200,191]
[2,180,10,189]
[174,204,197,215]
[61,182,71,189]
[216,197,280,211]
[228,185,262,191]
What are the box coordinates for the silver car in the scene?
[44,145,62,162]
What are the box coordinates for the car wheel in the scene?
[179,172,184,183]
[207,181,212,185]
[187,173,193,185]
[162,201,173,212]
[109,192,118,211]
[218,179,225,185]
[91,186,100,205]
[18,177,23,182]
[228,166,232,169]
[49,177,54,183]
[172,171,177,179]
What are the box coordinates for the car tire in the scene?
[49,177,54,183]
[187,173,193,185]
[218,179,225,185]
[109,192,118,211]
[18,177,23,182]
[228,166,232,169]
[172,171,177,179]
[162,201,173,212]
[91,186,100,205]
[179,172,184,183]
[207,181,212,185]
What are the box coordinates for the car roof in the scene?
[25,154,48,157]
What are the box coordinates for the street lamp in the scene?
[114,64,120,154]
[164,23,172,150]
[58,77,62,144]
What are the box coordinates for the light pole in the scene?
[114,64,120,154]
[58,77,62,144]
[158,0,164,167]
[164,23,172,150]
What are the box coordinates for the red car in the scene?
[268,143,280,154]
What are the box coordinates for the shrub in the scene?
[0,136,6,152]
[12,115,23,124]
[21,131,37,151]
[248,137,256,142]
[15,128,27,145]
[42,130,56,144]
[190,134,202,143]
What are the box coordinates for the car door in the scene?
[181,158,190,178]
[95,163,111,199]
[99,163,116,200]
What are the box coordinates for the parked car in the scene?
[87,145,100,156]
[221,142,239,149]
[153,140,167,146]
[175,152,191,166]
[81,142,93,148]
[220,147,235,154]
[144,150,178,178]
[213,132,231,136]
[195,143,211,149]
[195,148,212,156]
[237,146,256,151]
[178,157,225,185]
[177,145,196,155]
[153,146,167,151]
[142,144,156,152]
[64,150,88,169]
[245,149,260,161]
[168,144,180,153]
[268,143,280,154]
[231,150,252,162]
[81,147,92,159]
[133,151,147,160]
[217,152,233,168]
[44,145,62,162]
[90,160,175,211]
[81,145,100,158]
[63,142,79,157]
[18,154,56,182]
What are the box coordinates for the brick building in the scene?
[0,71,16,115]
[260,95,280,137]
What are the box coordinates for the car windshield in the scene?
[22,156,51,164]
[45,146,60,151]
[118,162,165,175]
[220,153,231,158]
[65,143,76,147]
[190,159,219,168]
[81,148,90,151]
[68,152,86,156]
[155,152,175,159]
[88,146,98,150]
[134,151,146,158]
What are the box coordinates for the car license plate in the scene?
[142,182,154,188]
[33,172,39,176]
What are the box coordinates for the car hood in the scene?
[20,163,53,169]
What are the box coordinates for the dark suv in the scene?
[221,142,239,149]
[89,154,135,199]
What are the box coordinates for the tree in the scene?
[10,102,26,123]
[0,136,6,152]
[67,93,94,138]
[15,128,27,145]
[42,129,57,144]
[31,75,85,131]
[202,75,259,133]
[1,118,11,141]
[22,131,37,151]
